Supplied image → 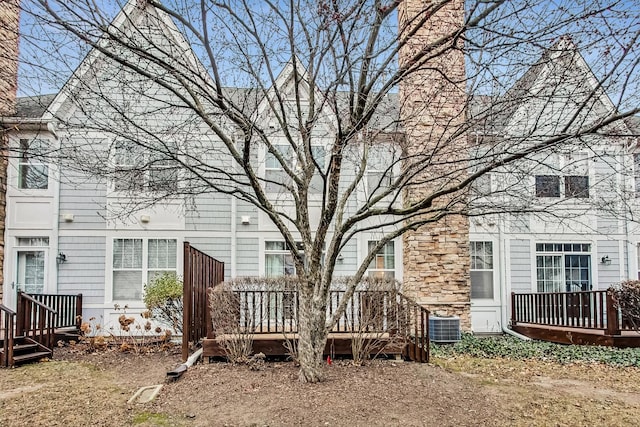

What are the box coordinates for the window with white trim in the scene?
[535,243,591,293]
[112,238,177,300]
[366,145,395,198]
[535,153,589,199]
[113,141,178,193]
[18,138,49,189]
[470,241,493,299]
[264,241,301,320]
[367,241,395,279]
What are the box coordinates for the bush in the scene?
[143,272,183,334]
[610,280,640,331]
[431,333,640,367]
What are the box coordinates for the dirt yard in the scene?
[1,347,639,426]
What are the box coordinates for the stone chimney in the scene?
[0,0,20,302]
[399,0,471,329]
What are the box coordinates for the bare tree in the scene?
[16,0,640,382]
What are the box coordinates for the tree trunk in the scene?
[296,290,328,383]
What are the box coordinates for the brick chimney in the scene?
[0,0,20,302]
[399,0,471,329]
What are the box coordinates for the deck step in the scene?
[13,343,39,353]
[12,351,52,365]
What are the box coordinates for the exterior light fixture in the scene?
[601,255,612,266]
[56,252,67,264]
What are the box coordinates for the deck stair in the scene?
[3,336,52,366]
[1,292,83,367]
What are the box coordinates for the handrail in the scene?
[16,292,58,351]
[26,293,82,330]
[511,290,632,334]
[1,304,16,367]
[211,288,430,362]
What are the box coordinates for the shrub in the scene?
[143,272,183,334]
[610,280,640,331]
[431,333,640,367]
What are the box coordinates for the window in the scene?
[265,145,325,194]
[264,241,301,320]
[366,145,395,198]
[470,174,492,196]
[565,176,589,198]
[113,141,178,193]
[535,154,589,198]
[265,241,301,277]
[535,175,560,197]
[265,145,293,193]
[18,139,48,189]
[470,241,493,299]
[113,238,177,300]
[536,243,591,292]
[367,241,395,279]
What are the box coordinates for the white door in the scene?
[6,237,50,309]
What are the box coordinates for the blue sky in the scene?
[16,0,639,112]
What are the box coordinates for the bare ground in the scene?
[1,346,639,426]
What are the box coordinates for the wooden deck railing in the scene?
[218,288,430,362]
[16,292,58,350]
[26,293,82,330]
[511,290,636,335]
[182,242,225,361]
[1,304,16,367]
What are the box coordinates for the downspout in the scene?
[498,213,531,341]
[166,347,203,381]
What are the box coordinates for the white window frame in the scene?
[535,243,592,293]
[366,240,396,279]
[111,140,178,194]
[470,241,494,300]
[111,237,178,302]
[17,138,49,190]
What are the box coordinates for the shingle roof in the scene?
[15,94,56,118]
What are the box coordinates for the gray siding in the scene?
[58,172,107,229]
[597,217,619,235]
[510,239,532,292]
[236,237,259,276]
[184,237,232,279]
[186,193,232,231]
[57,236,106,305]
[597,240,620,289]
[333,239,357,276]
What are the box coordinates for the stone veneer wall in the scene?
[0,0,20,304]
[399,0,471,329]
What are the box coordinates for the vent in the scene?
[429,316,461,343]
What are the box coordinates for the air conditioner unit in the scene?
[429,316,461,343]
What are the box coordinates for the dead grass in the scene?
[0,348,639,426]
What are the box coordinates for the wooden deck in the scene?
[512,323,640,347]
[511,290,640,347]
[203,332,411,360]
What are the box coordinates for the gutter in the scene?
[1,118,57,137]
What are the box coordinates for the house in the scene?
[2,0,639,339]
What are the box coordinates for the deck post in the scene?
[182,242,192,362]
[75,294,83,330]
[510,292,517,326]
[605,289,620,336]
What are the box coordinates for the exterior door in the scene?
[16,249,46,294]
[6,237,50,309]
